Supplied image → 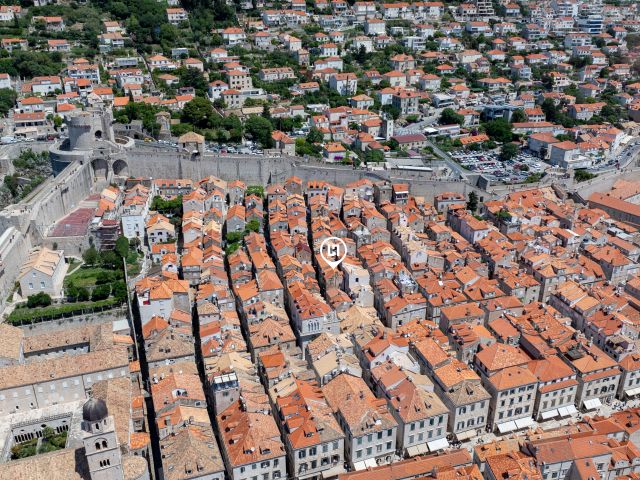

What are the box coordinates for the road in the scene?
[393,114,440,136]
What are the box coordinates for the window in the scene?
[40,281,45,288]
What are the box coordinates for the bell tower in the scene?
[81,398,124,480]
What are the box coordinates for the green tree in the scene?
[467,191,478,212]
[440,108,464,125]
[99,250,120,269]
[510,109,527,123]
[112,281,128,302]
[261,104,271,121]
[246,185,264,197]
[245,219,260,233]
[77,287,90,302]
[295,138,321,157]
[96,270,116,285]
[177,67,208,96]
[82,247,98,266]
[484,119,513,143]
[0,88,17,115]
[355,45,368,64]
[26,292,52,308]
[226,231,243,243]
[245,115,274,148]
[182,97,214,129]
[500,142,519,161]
[364,149,385,163]
[91,284,111,301]
[381,104,401,120]
[115,235,130,259]
[67,281,79,302]
[574,169,597,182]
[306,128,324,144]
[3,175,18,197]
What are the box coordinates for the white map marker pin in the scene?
[320,236,347,270]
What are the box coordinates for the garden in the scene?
[5,236,140,325]
[11,428,67,460]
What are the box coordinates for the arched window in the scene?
[95,442,101,450]
[102,440,107,448]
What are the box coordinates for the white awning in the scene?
[406,445,420,457]
[353,461,367,471]
[455,429,477,441]
[540,409,559,420]
[626,387,640,397]
[515,417,535,430]
[321,464,346,479]
[364,459,377,469]
[583,398,602,410]
[497,421,517,433]
[428,438,449,452]
[406,443,428,457]
[565,405,578,415]
[416,443,429,455]
[557,406,570,417]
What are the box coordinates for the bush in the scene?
[82,247,98,265]
[7,297,123,324]
[77,287,90,302]
[91,284,111,301]
[99,250,120,269]
[226,231,242,244]
[246,219,260,233]
[95,270,116,285]
[574,169,597,182]
[112,281,128,302]
[26,292,52,308]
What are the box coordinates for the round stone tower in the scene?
[68,108,115,151]
[50,105,123,176]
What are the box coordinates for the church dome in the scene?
[82,398,108,422]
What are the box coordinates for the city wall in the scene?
[125,149,490,202]
[17,307,128,336]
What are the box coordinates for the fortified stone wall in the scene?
[124,150,489,202]
[0,161,94,244]
[0,227,31,313]
[125,149,296,185]
[18,307,127,336]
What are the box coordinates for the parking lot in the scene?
[206,141,264,155]
[452,150,547,184]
